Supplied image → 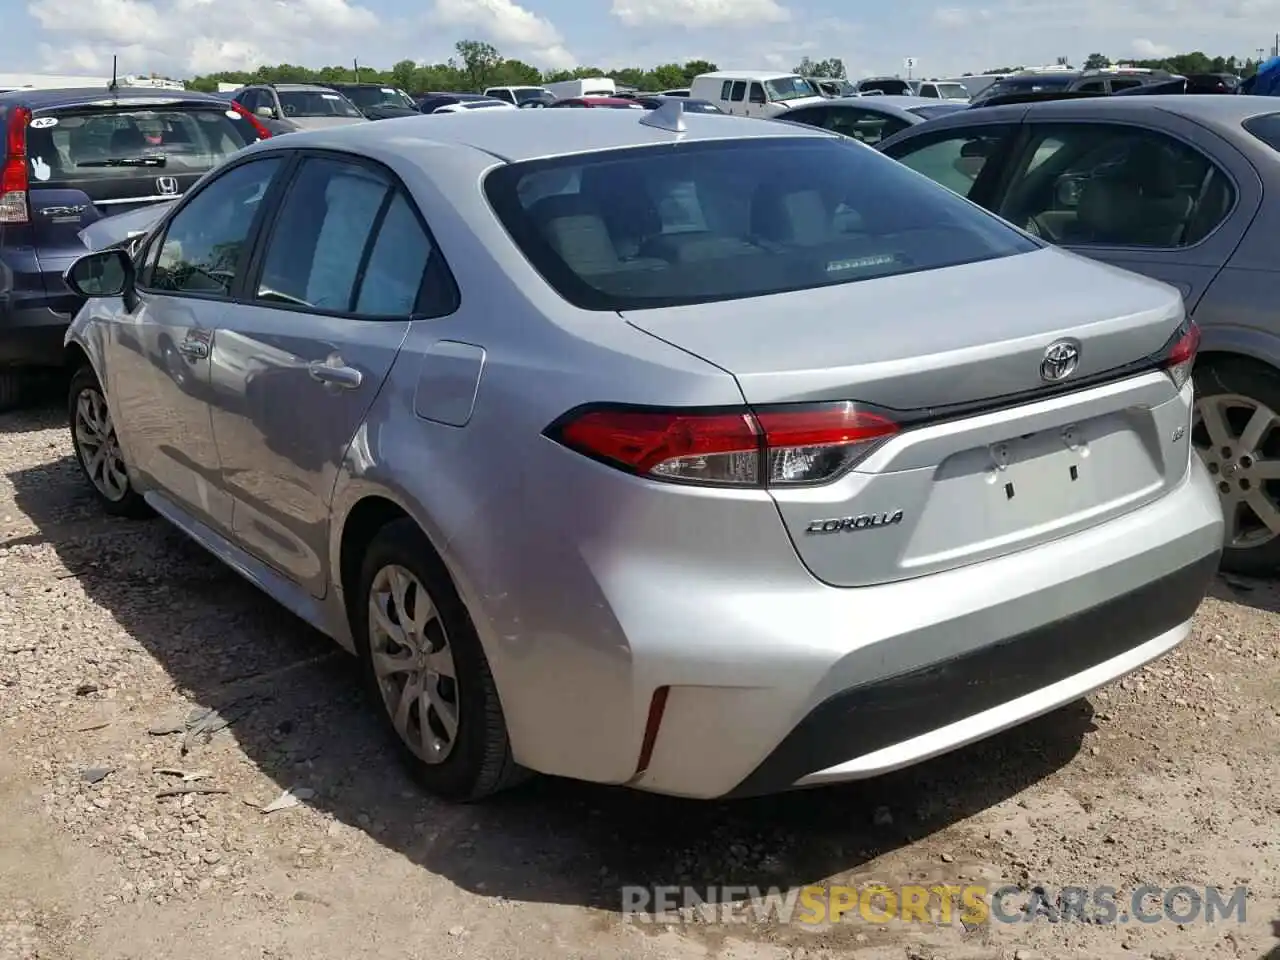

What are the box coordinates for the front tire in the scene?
[68,366,151,519]
[353,519,528,801]
[1193,356,1280,576]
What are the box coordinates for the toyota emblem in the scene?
[1040,340,1080,382]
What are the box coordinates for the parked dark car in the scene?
[416,92,509,113]
[969,68,1178,106]
[780,96,965,145]
[879,95,1280,573]
[632,95,723,113]
[318,82,418,119]
[0,85,271,407]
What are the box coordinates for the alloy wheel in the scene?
[1193,393,1280,549]
[367,564,460,764]
[73,386,131,502]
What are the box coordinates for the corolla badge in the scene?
[1040,339,1081,382]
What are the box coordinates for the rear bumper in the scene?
[724,550,1214,797]
[0,301,71,368]
[480,449,1222,799]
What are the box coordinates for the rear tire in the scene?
[353,519,529,802]
[68,366,152,519]
[1193,356,1280,576]
[0,371,23,412]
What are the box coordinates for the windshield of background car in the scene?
[19,105,253,186]
[765,76,818,101]
[484,137,1039,311]
[342,86,414,109]
[278,90,363,118]
[1241,113,1280,152]
[860,79,912,96]
[935,83,970,99]
[513,87,552,104]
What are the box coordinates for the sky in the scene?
[6,0,1280,81]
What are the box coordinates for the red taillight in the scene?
[0,105,31,225]
[1161,319,1200,390]
[548,401,899,487]
[229,100,273,141]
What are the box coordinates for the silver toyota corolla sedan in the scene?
[59,104,1224,802]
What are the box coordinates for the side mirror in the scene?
[255,106,275,119]
[65,249,134,299]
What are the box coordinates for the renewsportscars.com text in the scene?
[621,883,1250,926]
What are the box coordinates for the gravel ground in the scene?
[0,398,1277,960]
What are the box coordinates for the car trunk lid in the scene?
[622,247,1194,586]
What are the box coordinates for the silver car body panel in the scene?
[66,108,1225,798]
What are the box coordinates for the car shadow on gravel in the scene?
[1209,572,1280,616]
[8,451,1096,914]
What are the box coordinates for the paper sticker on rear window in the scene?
[322,93,341,100]
[30,157,52,181]
[225,110,241,119]
[29,116,58,129]
[381,87,395,94]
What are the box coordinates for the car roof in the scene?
[267,83,333,92]
[696,71,799,81]
[829,95,944,108]
[1021,93,1280,127]
[246,105,834,163]
[0,86,226,109]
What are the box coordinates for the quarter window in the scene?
[730,81,746,102]
[887,127,1014,199]
[145,156,281,297]
[997,124,1234,247]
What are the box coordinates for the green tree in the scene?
[455,39,502,90]
[793,56,846,79]
[390,59,417,91]
[1083,52,1110,69]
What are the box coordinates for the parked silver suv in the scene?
[60,108,1223,802]
[232,83,367,132]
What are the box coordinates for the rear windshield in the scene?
[981,75,1074,98]
[513,87,551,104]
[17,105,254,185]
[278,90,362,118]
[1242,113,1280,153]
[484,137,1038,311]
[935,83,970,99]
[860,79,912,96]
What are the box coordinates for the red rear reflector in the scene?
[548,402,899,487]
[632,685,670,777]
[0,105,31,225]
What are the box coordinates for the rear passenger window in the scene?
[730,82,746,102]
[720,81,733,100]
[997,124,1235,248]
[145,157,280,297]
[254,156,455,317]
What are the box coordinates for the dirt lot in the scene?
[1,399,1277,960]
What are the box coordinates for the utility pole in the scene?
[353,58,360,82]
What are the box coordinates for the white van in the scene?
[543,77,616,100]
[690,71,825,118]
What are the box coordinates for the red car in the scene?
[548,96,644,109]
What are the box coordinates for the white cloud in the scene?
[1130,37,1175,58]
[611,0,789,29]
[28,0,381,75]
[430,0,575,68]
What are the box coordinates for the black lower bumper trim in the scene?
[725,551,1220,798]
